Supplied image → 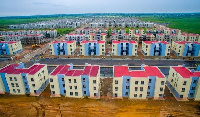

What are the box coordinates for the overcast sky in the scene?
[0,0,199,16]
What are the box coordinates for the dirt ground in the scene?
[0,85,200,117]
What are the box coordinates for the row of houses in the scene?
[0,41,22,55]
[9,18,92,29]
[1,62,200,101]
[50,40,200,57]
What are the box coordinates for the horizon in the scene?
[0,0,200,17]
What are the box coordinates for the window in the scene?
[146,45,148,48]
[34,90,37,93]
[31,78,34,82]
[141,81,144,84]
[126,86,129,89]
[93,80,96,84]
[83,85,86,88]
[62,78,64,81]
[94,87,96,90]
[159,94,163,97]
[192,87,195,90]
[161,81,165,85]
[183,81,187,85]
[160,87,163,92]
[84,91,86,94]
[126,79,130,83]
[10,77,13,81]
[51,85,54,88]
[17,89,20,93]
[115,87,118,91]
[193,80,197,84]
[125,92,128,96]
[149,79,152,83]
[50,78,53,82]
[113,93,117,97]
[139,94,142,97]
[32,84,35,87]
[69,86,72,89]
[70,92,73,96]
[14,77,17,81]
[83,78,85,82]
[180,95,183,98]
[63,84,65,87]
[135,87,138,91]
[181,88,185,92]
[134,94,137,97]
[74,79,77,83]
[171,79,173,82]
[15,83,19,87]
[190,93,194,96]
[102,49,104,51]
[11,83,14,87]
[140,87,143,91]
[147,92,150,95]
[115,80,118,84]
[69,79,71,83]
[148,86,151,89]
[13,89,16,93]
[75,92,78,96]
[74,86,77,90]
[64,90,66,93]
[135,81,138,84]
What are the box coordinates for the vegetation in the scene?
[57,28,75,35]
[138,15,200,34]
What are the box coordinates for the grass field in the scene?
[138,15,200,34]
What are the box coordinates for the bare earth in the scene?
[0,85,200,117]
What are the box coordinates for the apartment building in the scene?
[112,40,138,56]
[167,65,200,101]
[0,41,22,55]
[49,63,100,98]
[49,40,76,55]
[80,41,105,56]
[171,41,200,57]
[142,41,170,56]
[0,63,48,96]
[113,64,166,99]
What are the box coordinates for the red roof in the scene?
[170,34,176,36]
[0,41,18,44]
[50,65,99,77]
[143,66,165,78]
[112,33,118,36]
[80,40,105,44]
[97,41,105,44]
[174,41,200,45]
[172,67,195,78]
[90,33,95,36]
[112,40,137,44]
[193,72,200,77]
[181,34,187,36]
[158,34,164,36]
[130,71,148,77]
[51,41,75,44]
[143,41,169,44]
[188,34,198,36]
[123,33,129,36]
[101,33,106,35]
[0,64,45,75]
[114,66,129,77]
[134,34,141,36]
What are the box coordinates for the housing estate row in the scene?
[0,30,57,44]
[0,62,200,101]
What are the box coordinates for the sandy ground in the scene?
[0,85,200,117]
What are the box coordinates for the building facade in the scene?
[0,63,48,96]
[49,63,100,98]
[167,65,200,101]
[49,41,76,55]
[0,41,22,55]
[112,40,138,56]
[113,64,166,99]
[142,41,170,56]
[80,41,105,56]
[171,41,200,57]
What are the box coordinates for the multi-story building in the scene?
[80,41,105,56]
[142,41,170,56]
[112,40,138,56]
[171,41,200,57]
[66,34,86,44]
[49,41,76,55]
[3,35,23,42]
[167,65,200,101]
[113,64,166,99]
[129,29,135,38]
[133,34,142,43]
[0,41,22,55]
[156,34,165,41]
[146,34,155,41]
[187,34,198,42]
[111,33,118,40]
[49,63,100,98]
[179,34,188,41]
[0,62,48,96]
[22,34,44,44]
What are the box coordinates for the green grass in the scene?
[138,16,200,34]
[57,28,75,35]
